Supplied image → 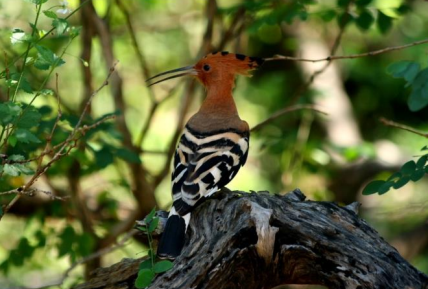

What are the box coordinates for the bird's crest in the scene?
[146,52,264,87]
[200,51,264,76]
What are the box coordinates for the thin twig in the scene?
[136,84,181,148]
[251,104,327,132]
[0,188,67,200]
[265,38,428,63]
[37,73,62,169]
[380,117,428,138]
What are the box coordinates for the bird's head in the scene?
[147,52,264,88]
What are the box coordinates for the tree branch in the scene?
[251,104,327,132]
[74,189,428,289]
[87,2,157,247]
[265,38,428,63]
[380,117,428,138]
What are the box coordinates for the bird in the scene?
[147,51,264,260]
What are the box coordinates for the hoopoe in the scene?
[147,52,264,260]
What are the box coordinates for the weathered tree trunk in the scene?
[75,189,428,289]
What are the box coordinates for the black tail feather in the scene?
[157,215,186,260]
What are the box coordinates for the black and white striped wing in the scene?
[171,127,249,215]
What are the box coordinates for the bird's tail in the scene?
[157,208,190,260]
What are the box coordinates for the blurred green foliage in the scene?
[0,0,427,287]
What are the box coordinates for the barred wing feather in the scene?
[172,126,249,216]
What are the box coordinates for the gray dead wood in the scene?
[75,189,428,289]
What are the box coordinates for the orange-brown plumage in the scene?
[147,51,263,131]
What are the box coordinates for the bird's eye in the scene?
[203,64,211,71]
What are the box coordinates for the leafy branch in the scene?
[0,62,118,220]
[135,209,173,288]
[3,0,92,73]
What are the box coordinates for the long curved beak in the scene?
[146,65,197,87]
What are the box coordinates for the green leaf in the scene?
[35,45,66,70]
[25,0,48,4]
[137,226,147,232]
[377,11,393,34]
[147,249,154,260]
[417,155,428,168]
[14,128,41,144]
[153,260,173,273]
[337,0,351,7]
[392,176,410,189]
[2,162,33,176]
[387,172,401,182]
[408,68,428,111]
[421,146,428,151]
[116,148,142,164]
[386,61,420,85]
[355,0,372,8]
[8,155,25,161]
[3,164,20,176]
[18,76,33,94]
[95,147,114,169]
[139,259,152,271]
[410,169,425,182]
[16,164,34,175]
[135,269,155,288]
[70,26,82,38]
[0,104,8,123]
[337,12,353,28]
[319,9,336,22]
[58,226,76,257]
[400,160,416,175]
[355,9,374,31]
[362,180,385,195]
[77,232,95,257]
[17,108,42,128]
[43,10,57,19]
[34,59,50,70]
[0,102,21,125]
[8,135,18,147]
[148,217,159,233]
[40,88,54,95]
[145,208,156,224]
[52,18,69,35]
[36,230,46,247]
[396,4,411,15]
[378,181,393,195]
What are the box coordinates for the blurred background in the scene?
[0,0,427,287]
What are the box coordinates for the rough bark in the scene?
[75,189,428,289]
